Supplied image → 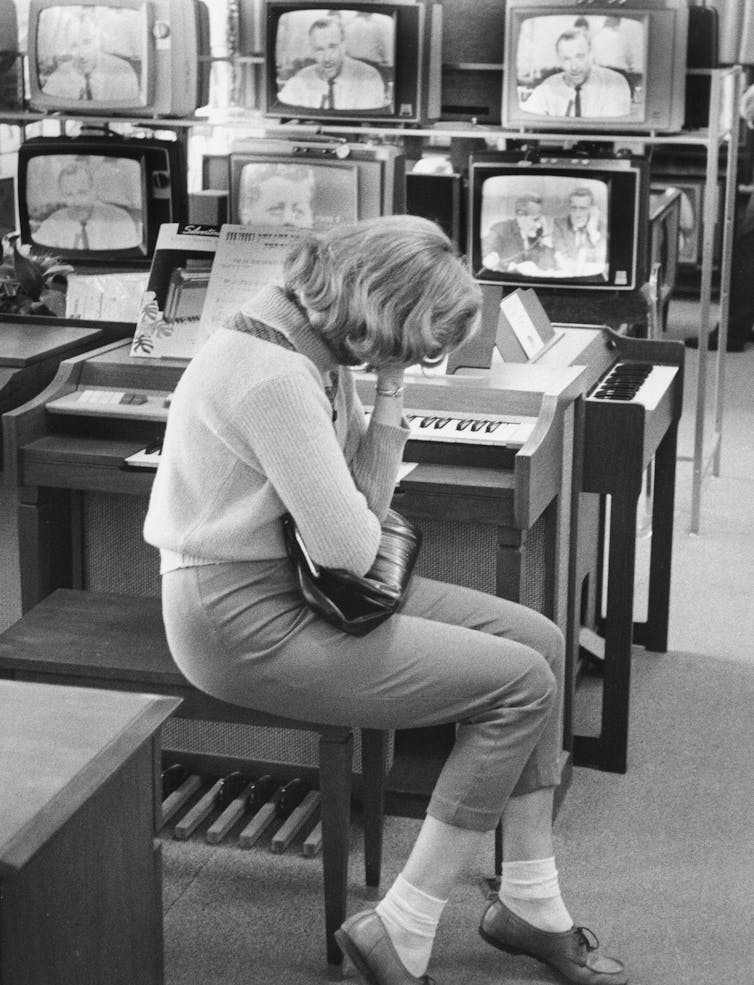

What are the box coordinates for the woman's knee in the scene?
[526,649,559,713]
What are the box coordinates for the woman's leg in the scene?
[163,566,625,982]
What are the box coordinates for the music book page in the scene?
[196,226,308,348]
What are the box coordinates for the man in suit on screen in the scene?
[482,193,557,276]
[522,28,632,119]
[34,158,141,251]
[278,15,387,111]
[41,9,140,102]
[552,186,608,279]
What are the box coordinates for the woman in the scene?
[144,215,626,985]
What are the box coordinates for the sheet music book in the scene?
[129,223,220,360]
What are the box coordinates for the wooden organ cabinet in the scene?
[3,314,683,794]
[3,336,585,804]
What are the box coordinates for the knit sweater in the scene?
[143,286,409,576]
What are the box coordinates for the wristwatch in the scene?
[375,383,406,397]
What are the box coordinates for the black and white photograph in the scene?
[0,4,753,985]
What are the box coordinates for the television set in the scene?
[17,132,188,264]
[263,0,442,125]
[228,137,405,230]
[27,0,211,117]
[469,151,649,294]
[502,0,688,134]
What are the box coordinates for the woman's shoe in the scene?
[335,909,437,985]
[479,899,628,985]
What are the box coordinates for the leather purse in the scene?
[282,508,422,636]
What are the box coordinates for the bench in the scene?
[0,588,388,971]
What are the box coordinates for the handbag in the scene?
[282,508,422,636]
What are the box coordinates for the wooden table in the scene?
[0,680,179,985]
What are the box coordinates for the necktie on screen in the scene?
[572,83,583,117]
[76,219,90,250]
[325,78,335,109]
[82,73,93,100]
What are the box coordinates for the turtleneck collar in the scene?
[240,285,340,375]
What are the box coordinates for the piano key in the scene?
[402,410,536,448]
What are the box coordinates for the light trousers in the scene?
[162,559,564,832]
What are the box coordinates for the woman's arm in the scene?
[344,366,410,521]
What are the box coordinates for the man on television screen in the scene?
[522,28,632,119]
[552,186,608,278]
[41,9,140,102]
[277,15,387,110]
[481,193,558,275]
[34,158,141,251]
[239,163,315,229]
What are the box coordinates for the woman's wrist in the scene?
[374,382,406,397]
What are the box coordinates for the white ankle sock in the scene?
[499,856,573,932]
[375,873,447,977]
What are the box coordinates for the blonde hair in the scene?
[283,215,481,367]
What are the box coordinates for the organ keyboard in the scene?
[124,406,540,472]
[587,362,679,410]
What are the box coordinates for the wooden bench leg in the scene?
[318,729,354,970]
[360,728,386,895]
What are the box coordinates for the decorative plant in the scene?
[0,234,73,316]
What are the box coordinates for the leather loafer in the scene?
[335,909,437,985]
[479,899,627,985]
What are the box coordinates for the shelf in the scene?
[0,66,742,532]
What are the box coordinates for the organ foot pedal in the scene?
[159,765,323,856]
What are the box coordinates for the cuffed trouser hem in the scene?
[510,765,562,797]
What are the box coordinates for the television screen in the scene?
[229,138,405,228]
[264,0,442,125]
[235,159,359,231]
[27,0,210,116]
[513,13,644,122]
[32,2,149,108]
[273,7,395,114]
[470,152,649,293]
[479,173,609,281]
[17,134,188,263]
[502,0,688,134]
[26,153,145,253]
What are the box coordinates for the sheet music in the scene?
[500,291,542,360]
[197,226,308,347]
